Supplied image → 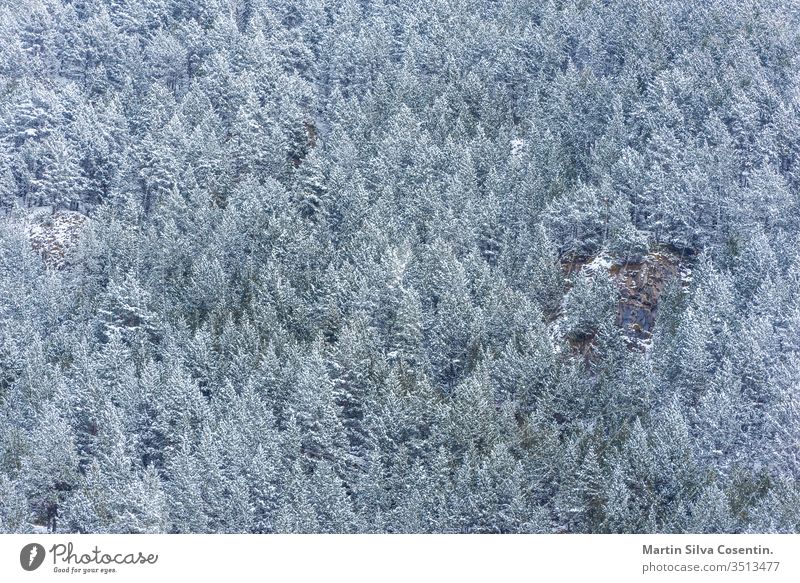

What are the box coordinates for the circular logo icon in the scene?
[20,543,46,571]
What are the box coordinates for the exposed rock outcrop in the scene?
[27,210,89,269]
[610,251,687,340]
[561,248,691,350]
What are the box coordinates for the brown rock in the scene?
[27,211,89,269]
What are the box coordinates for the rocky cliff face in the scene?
[561,248,691,350]
[26,210,89,269]
[610,251,688,340]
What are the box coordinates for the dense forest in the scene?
[1,0,799,534]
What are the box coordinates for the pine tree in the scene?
[19,403,80,532]
[32,134,84,211]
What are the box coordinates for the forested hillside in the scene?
[1,0,799,533]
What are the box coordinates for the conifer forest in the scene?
[0,0,799,534]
